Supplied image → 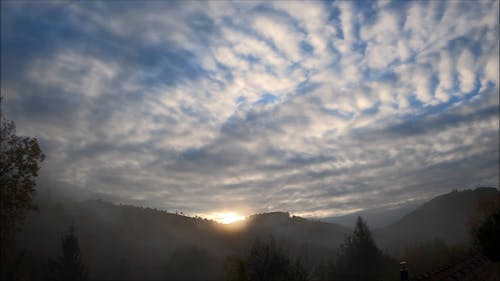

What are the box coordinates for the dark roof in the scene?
[413,252,499,281]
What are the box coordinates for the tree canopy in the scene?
[224,237,308,281]
[1,118,45,237]
[1,117,45,280]
[331,216,387,280]
[48,224,88,281]
[475,209,500,261]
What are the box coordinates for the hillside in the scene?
[376,187,499,255]
[324,200,423,229]
[14,198,347,280]
[12,187,499,279]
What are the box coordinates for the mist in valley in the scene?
[4,182,498,280]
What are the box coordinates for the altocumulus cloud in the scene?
[1,1,498,218]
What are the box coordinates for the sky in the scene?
[1,1,499,220]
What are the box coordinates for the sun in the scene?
[214,212,246,224]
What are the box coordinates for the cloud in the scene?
[412,65,434,104]
[435,50,454,102]
[484,53,499,84]
[29,51,118,98]
[457,48,477,94]
[1,1,498,218]
[253,15,303,62]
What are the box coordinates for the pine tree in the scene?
[332,216,382,280]
[48,224,88,281]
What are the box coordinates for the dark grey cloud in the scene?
[382,106,497,137]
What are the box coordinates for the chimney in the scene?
[400,261,408,281]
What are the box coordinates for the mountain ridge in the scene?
[13,187,498,279]
[376,187,499,254]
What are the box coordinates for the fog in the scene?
[7,185,498,280]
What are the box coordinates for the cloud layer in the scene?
[1,1,498,218]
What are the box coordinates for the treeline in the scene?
[13,209,397,280]
[4,195,499,280]
[223,217,398,281]
[8,197,496,281]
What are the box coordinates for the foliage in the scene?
[224,237,308,281]
[475,209,500,261]
[1,118,44,280]
[0,251,26,281]
[312,261,330,281]
[223,256,249,281]
[0,118,45,237]
[247,237,307,281]
[247,238,290,281]
[48,224,88,281]
[288,257,308,281]
[331,216,395,280]
[403,238,469,277]
[467,189,500,238]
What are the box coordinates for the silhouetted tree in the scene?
[1,117,44,280]
[475,209,500,261]
[288,257,308,281]
[0,118,45,235]
[331,216,383,280]
[48,224,88,281]
[247,238,289,281]
[402,238,469,277]
[312,261,330,281]
[223,256,249,281]
[224,237,308,281]
[246,237,308,281]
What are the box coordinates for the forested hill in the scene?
[376,187,499,254]
[12,187,498,280]
[14,198,347,280]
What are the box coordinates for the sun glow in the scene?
[213,212,246,224]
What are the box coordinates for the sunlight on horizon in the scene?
[210,212,246,224]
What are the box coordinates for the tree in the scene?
[331,216,383,280]
[475,209,500,261]
[223,255,249,281]
[287,257,308,281]
[403,238,449,276]
[1,117,44,280]
[246,237,307,281]
[1,118,45,237]
[48,224,89,281]
[247,238,290,281]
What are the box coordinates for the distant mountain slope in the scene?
[15,188,498,279]
[376,187,499,254]
[243,212,348,265]
[324,200,423,229]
